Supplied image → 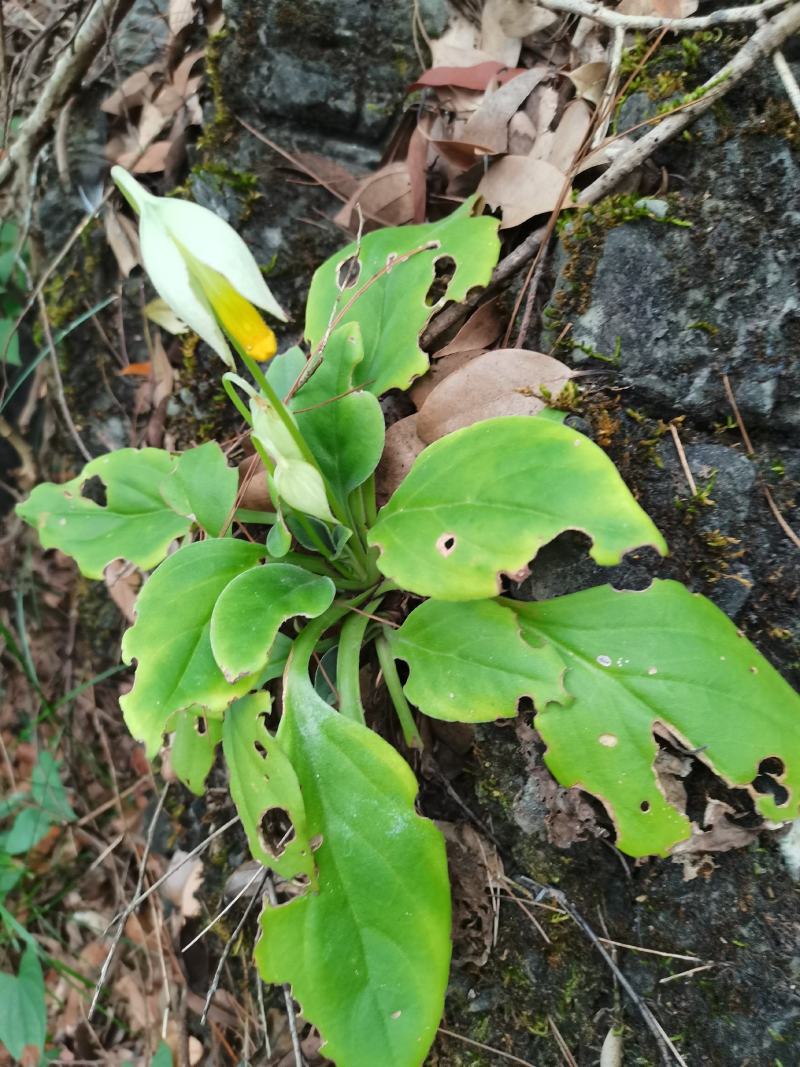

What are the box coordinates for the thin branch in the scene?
[578,3,800,205]
[538,0,790,31]
[0,0,135,188]
[772,48,800,119]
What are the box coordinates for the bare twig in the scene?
[593,26,625,147]
[0,0,135,189]
[517,879,688,1067]
[669,422,698,496]
[578,3,800,205]
[548,1015,579,1067]
[201,867,268,1025]
[659,962,718,984]
[772,48,800,119]
[438,1027,538,1067]
[89,782,170,1019]
[183,864,264,953]
[538,0,790,31]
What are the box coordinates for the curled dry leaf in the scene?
[334,161,414,231]
[671,798,760,855]
[103,204,140,277]
[547,98,593,173]
[460,65,549,155]
[497,0,559,37]
[409,350,480,409]
[567,61,610,106]
[481,0,524,66]
[440,821,503,968]
[237,453,272,512]
[160,850,204,918]
[145,298,189,335]
[478,155,567,228]
[168,0,196,36]
[600,1027,624,1067]
[433,298,503,358]
[376,414,426,505]
[416,348,573,444]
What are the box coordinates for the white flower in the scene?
[111,166,287,368]
[250,396,335,523]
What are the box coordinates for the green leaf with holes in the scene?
[305,198,500,396]
[210,564,335,682]
[505,580,800,856]
[293,322,385,503]
[170,707,223,795]
[255,630,451,1067]
[121,539,264,755]
[160,442,238,537]
[369,417,667,601]
[16,449,192,579]
[390,597,568,721]
[223,692,316,883]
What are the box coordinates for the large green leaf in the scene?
[293,322,385,503]
[16,449,192,579]
[390,597,567,721]
[369,417,667,601]
[170,707,223,795]
[210,564,335,682]
[305,199,500,396]
[120,539,264,755]
[160,441,238,537]
[255,628,451,1067]
[222,692,317,882]
[508,580,800,856]
[0,946,46,1061]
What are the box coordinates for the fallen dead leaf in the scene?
[410,350,480,409]
[567,61,610,106]
[104,205,140,277]
[168,0,196,36]
[238,453,272,512]
[481,0,524,66]
[409,62,526,93]
[433,298,503,359]
[652,0,699,14]
[417,348,573,443]
[547,98,593,173]
[478,154,567,227]
[376,414,426,505]
[334,162,414,231]
[145,298,189,335]
[496,0,559,37]
[460,65,549,155]
[440,821,503,967]
[671,799,760,855]
[104,561,141,624]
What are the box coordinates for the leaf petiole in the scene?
[375,632,422,749]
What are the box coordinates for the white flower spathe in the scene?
[111,166,287,368]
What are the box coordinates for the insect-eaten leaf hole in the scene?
[640,800,651,812]
[195,715,208,736]
[260,806,295,858]
[253,739,268,759]
[425,255,455,306]
[337,254,361,289]
[80,475,107,507]
[752,756,789,807]
[436,532,457,557]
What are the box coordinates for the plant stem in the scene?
[375,633,422,749]
[337,596,384,725]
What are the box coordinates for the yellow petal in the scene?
[184,251,278,361]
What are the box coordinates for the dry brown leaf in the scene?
[100,65,160,115]
[168,0,196,36]
[600,1027,624,1067]
[409,61,523,94]
[566,61,609,106]
[410,350,481,409]
[524,81,561,136]
[460,65,549,155]
[238,453,272,512]
[440,821,503,968]
[289,150,365,201]
[497,0,559,37]
[376,415,425,505]
[434,299,503,358]
[429,15,494,70]
[104,561,141,624]
[508,109,538,154]
[103,205,140,278]
[416,348,573,443]
[671,799,760,855]
[574,135,635,175]
[334,162,414,231]
[481,0,524,66]
[547,98,593,173]
[477,155,567,228]
[161,850,204,918]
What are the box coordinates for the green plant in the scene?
[0,749,76,1060]
[15,180,800,1067]
[0,219,28,366]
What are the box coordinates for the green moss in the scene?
[194,30,232,156]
